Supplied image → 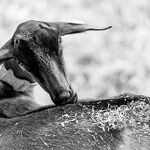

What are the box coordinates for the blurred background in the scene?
[0,0,150,102]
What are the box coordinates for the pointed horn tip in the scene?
[89,25,112,31]
[108,26,112,29]
[98,25,112,30]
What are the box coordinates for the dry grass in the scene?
[91,100,150,132]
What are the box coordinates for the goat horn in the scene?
[45,22,112,36]
[57,22,112,36]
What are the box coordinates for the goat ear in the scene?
[56,22,112,36]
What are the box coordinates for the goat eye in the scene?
[14,38,20,48]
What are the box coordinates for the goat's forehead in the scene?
[15,21,41,35]
[13,21,59,41]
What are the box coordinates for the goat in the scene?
[0,93,149,150]
[0,20,149,150]
[0,20,111,117]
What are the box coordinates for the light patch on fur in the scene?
[0,64,37,92]
[40,23,57,31]
[0,64,54,105]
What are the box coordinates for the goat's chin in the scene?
[52,90,78,106]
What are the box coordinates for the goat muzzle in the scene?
[53,90,78,106]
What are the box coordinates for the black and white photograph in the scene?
[0,0,149,149]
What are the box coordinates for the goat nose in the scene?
[59,91,71,100]
[53,90,77,106]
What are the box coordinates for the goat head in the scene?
[0,20,111,105]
